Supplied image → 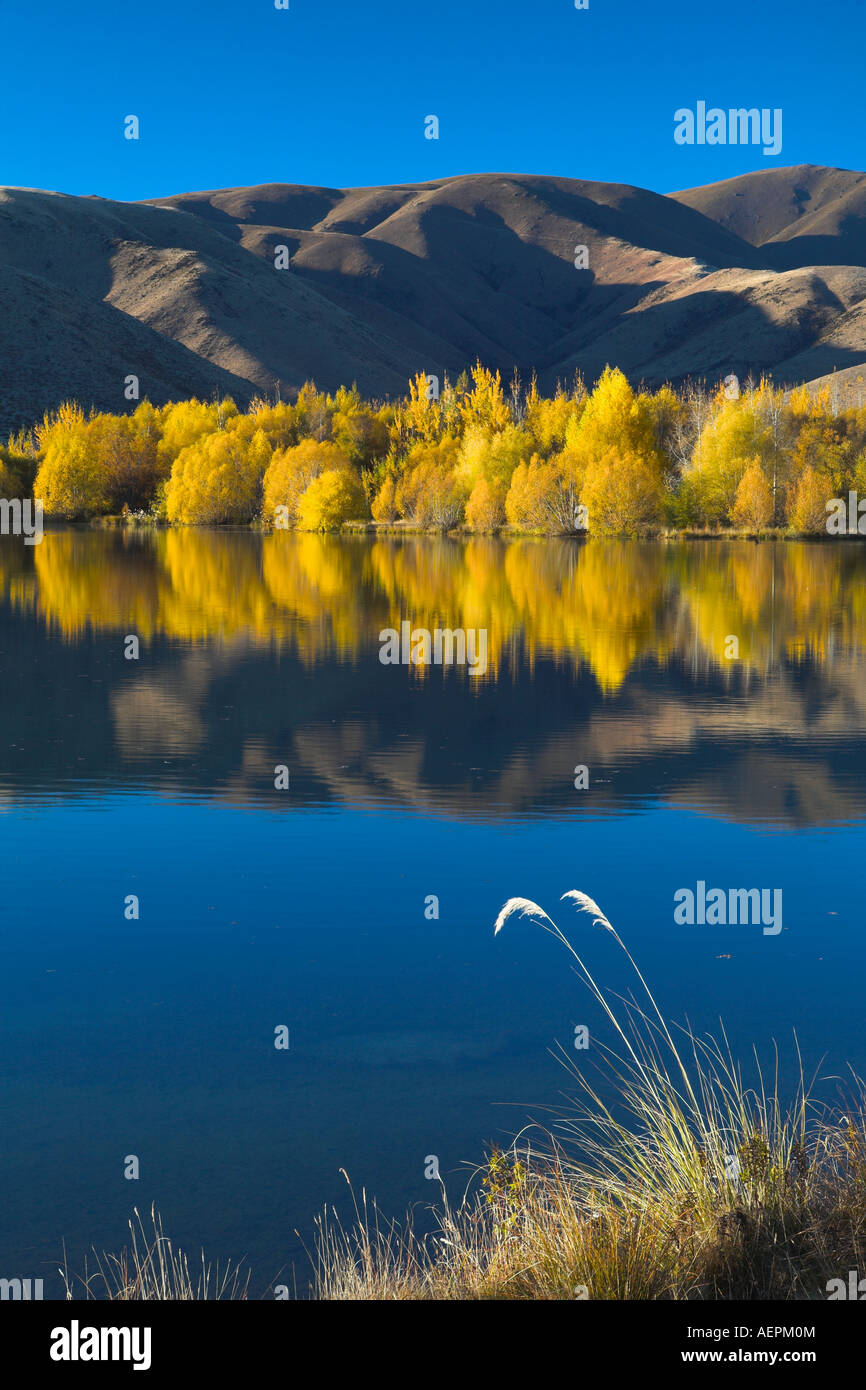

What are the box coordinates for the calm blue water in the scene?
[1,531,864,1296]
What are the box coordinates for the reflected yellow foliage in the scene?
[156,530,283,642]
[31,532,166,638]
[11,532,866,693]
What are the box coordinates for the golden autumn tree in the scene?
[580,447,663,535]
[156,399,237,471]
[263,440,352,526]
[789,419,853,500]
[396,371,443,444]
[687,395,774,525]
[296,468,366,530]
[524,379,585,452]
[457,363,511,434]
[394,438,462,527]
[330,385,391,467]
[86,402,165,512]
[505,459,545,529]
[35,404,111,519]
[787,465,831,534]
[568,366,664,479]
[464,476,505,531]
[505,455,579,531]
[852,449,866,499]
[454,423,531,497]
[293,382,334,442]
[731,458,773,530]
[371,474,398,522]
[247,397,298,450]
[165,423,272,524]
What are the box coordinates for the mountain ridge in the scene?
[1,165,864,436]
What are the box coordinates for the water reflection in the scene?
[1,530,865,825]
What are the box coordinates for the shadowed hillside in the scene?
[1,167,865,435]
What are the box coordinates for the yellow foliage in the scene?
[394,439,462,527]
[35,417,110,520]
[731,459,773,530]
[157,399,237,470]
[293,382,333,441]
[465,477,505,531]
[399,371,443,442]
[505,456,578,531]
[787,465,830,534]
[13,368,866,534]
[242,399,298,452]
[688,399,773,524]
[524,386,584,452]
[458,363,511,434]
[581,447,662,535]
[371,475,398,523]
[263,440,351,525]
[165,425,271,524]
[454,424,531,496]
[296,468,366,530]
[568,367,663,481]
[84,406,165,511]
[789,420,852,498]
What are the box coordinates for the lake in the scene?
[1,530,865,1297]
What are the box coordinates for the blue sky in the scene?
[1,0,862,201]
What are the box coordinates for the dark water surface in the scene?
[1,530,865,1295]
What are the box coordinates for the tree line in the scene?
[2,365,864,533]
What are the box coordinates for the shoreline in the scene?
[70,515,866,542]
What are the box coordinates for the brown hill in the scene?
[0,167,864,436]
[670,164,866,268]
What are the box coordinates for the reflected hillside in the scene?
[1,531,866,825]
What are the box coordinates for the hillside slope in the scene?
[0,167,864,435]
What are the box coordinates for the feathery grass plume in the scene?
[496,889,654,1082]
[560,889,614,932]
[493,897,555,936]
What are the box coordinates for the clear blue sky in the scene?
[1,0,862,201]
